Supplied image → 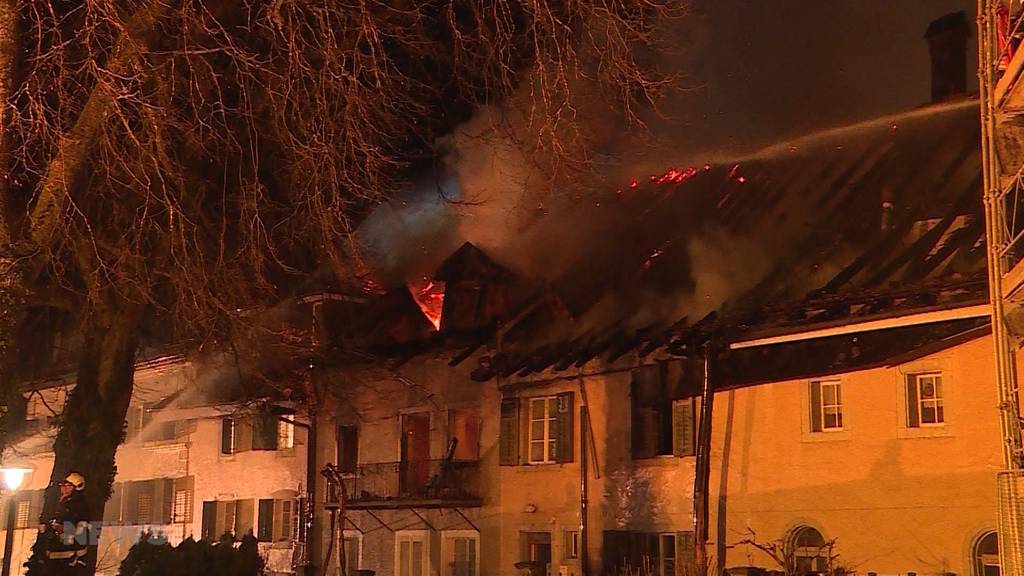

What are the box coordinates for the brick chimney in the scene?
[924,11,971,103]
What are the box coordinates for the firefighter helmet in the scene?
[62,472,85,491]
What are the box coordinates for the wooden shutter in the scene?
[338,425,359,473]
[201,501,217,541]
[29,490,43,527]
[174,419,197,440]
[125,407,143,443]
[555,392,574,463]
[123,481,139,524]
[672,398,696,457]
[235,499,255,537]
[499,398,520,466]
[676,531,696,576]
[171,477,194,523]
[103,483,123,524]
[252,412,278,451]
[235,416,253,452]
[809,381,823,432]
[906,377,920,428]
[147,478,173,525]
[221,418,235,454]
[257,499,275,541]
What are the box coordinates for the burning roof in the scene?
[325,100,988,381]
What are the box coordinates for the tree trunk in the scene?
[25,303,141,576]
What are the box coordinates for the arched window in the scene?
[790,526,828,575]
[974,531,1000,576]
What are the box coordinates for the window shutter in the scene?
[235,416,253,452]
[676,531,696,576]
[102,483,123,524]
[123,482,139,524]
[29,490,43,528]
[906,377,920,428]
[171,477,194,523]
[257,499,275,541]
[155,478,174,525]
[201,501,217,541]
[125,407,142,442]
[672,399,696,457]
[174,419,196,440]
[499,398,520,466]
[809,381,823,432]
[221,418,235,454]
[252,413,278,451]
[338,425,359,474]
[235,499,255,537]
[555,392,575,463]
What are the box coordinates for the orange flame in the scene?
[410,278,445,330]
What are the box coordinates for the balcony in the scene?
[342,460,482,509]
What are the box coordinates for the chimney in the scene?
[924,11,971,103]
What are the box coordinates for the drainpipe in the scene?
[306,412,319,576]
[580,402,590,576]
[693,340,718,575]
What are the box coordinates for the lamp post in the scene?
[0,467,33,576]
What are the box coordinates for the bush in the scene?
[118,532,265,576]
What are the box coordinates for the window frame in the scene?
[563,529,579,561]
[658,533,677,576]
[395,529,431,576]
[809,379,844,433]
[441,529,480,576]
[908,371,945,428]
[527,396,559,464]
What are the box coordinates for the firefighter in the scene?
[39,472,92,575]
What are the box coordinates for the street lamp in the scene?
[0,467,32,576]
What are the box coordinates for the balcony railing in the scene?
[341,460,481,509]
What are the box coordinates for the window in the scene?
[809,380,843,432]
[123,479,176,525]
[601,530,694,575]
[202,500,236,540]
[658,534,676,576]
[563,530,579,560]
[443,531,479,576]
[529,397,559,464]
[448,409,480,461]
[790,526,828,574]
[337,425,359,474]
[221,418,236,454]
[522,532,552,576]
[278,419,295,450]
[499,393,574,466]
[10,490,43,529]
[907,372,945,427]
[631,364,697,458]
[342,534,361,576]
[256,498,296,542]
[397,531,429,576]
[974,531,1000,576]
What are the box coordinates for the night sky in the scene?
[664,0,978,156]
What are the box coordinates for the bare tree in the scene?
[0,0,680,573]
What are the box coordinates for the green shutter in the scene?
[906,377,920,428]
[556,392,574,463]
[235,416,253,452]
[103,483,123,524]
[257,499,275,541]
[809,381,823,432]
[672,399,696,457]
[252,412,278,451]
[499,398,519,466]
[201,501,217,541]
[676,531,696,576]
[221,418,235,454]
[235,499,255,537]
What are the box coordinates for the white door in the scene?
[396,531,429,576]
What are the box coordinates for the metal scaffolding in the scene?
[978,1,1024,572]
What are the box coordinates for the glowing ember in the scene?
[629,179,639,189]
[737,176,746,184]
[410,277,445,330]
